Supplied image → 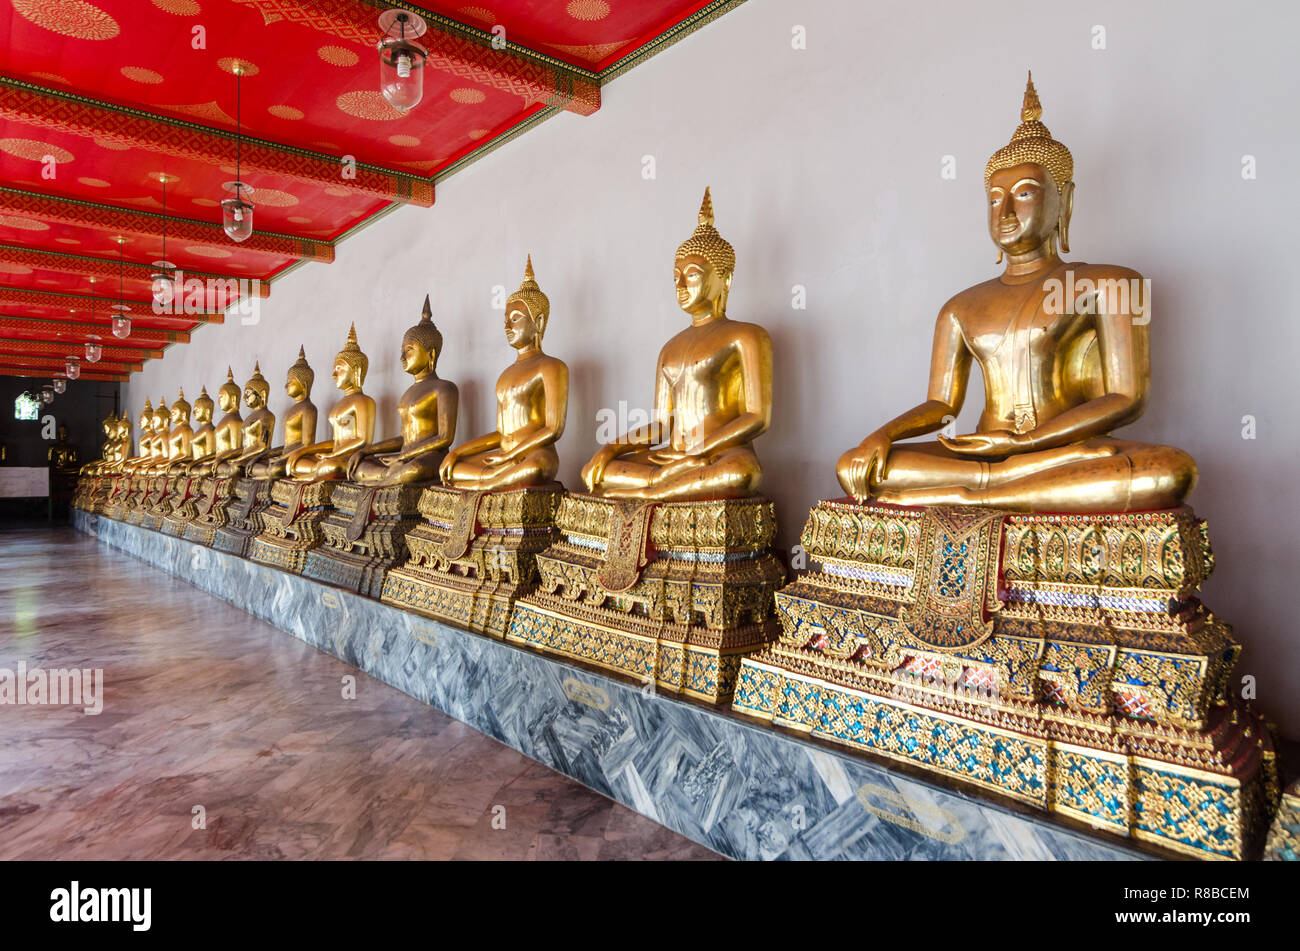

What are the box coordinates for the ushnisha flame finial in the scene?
[676,186,736,278]
[985,71,1073,194]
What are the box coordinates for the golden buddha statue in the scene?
[287,324,376,482]
[121,402,155,470]
[80,415,115,474]
[836,74,1196,513]
[580,188,772,501]
[48,424,78,470]
[344,300,457,486]
[248,347,318,480]
[188,369,244,474]
[96,413,131,473]
[440,258,566,490]
[141,396,172,472]
[161,389,193,470]
[182,387,216,471]
[218,362,275,476]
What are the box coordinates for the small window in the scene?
[14,392,40,421]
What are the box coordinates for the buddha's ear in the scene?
[1058,181,1075,254]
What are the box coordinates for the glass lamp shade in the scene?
[379,39,427,111]
[65,356,81,380]
[377,10,428,112]
[53,378,66,394]
[150,261,177,307]
[221,183,255,243]
[110,305,131,340]
[40,385,54,404]
[84,340,102,363]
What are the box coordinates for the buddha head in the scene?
[674,187,734,319]
[218,367,241,413]
[286,346,314,401]
[101,415,114,440]
[244,361,270,409]
[505,255,549,351]
[985,72,1075,258]
[57,424,69,443]
[401,297,442,377]
[333,323,368,391]
[170,388,191,425]
[138,401,151,433]
[193,386,214,424]
[154,397,168,430]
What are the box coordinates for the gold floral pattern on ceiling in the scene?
[12,0,121,40]
[336,90,404,121]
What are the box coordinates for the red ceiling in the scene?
[0,0,743,383]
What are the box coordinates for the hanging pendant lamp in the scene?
[220,64,255,242]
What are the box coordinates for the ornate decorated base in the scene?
[74,474,109,513]
[180,475,234,547]
[506,493,787,702]
[211,477,273,557]
[247,479,336,573]
[100,474,139,521]
[112,474,154,524]
[381,482,564,638]
[733,500,1278,859]
[157,474,201,536]
[139,473,183,531]
[301,480,430,598]
[1265,779,1300,860]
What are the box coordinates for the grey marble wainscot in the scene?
[74,510,1148,862]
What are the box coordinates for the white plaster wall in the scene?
[126,0,1300,735]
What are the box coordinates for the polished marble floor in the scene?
[0,525,720,860]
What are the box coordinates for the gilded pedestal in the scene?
[382,483,564,637]
[181,475,235,546]
[138,473,183,531]
[302,480,429,598]
[104,473,148,523]
[159,475,204,536]
[247,479,336,572]
[733,500,1277,859]
[507,493,786,702]
[1265,780,1300,861]
[211,477,273,557]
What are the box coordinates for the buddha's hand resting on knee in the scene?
[837,431,892,501]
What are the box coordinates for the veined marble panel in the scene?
[73,510,1149,862]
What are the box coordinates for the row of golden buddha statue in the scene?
[75,76,1285,861]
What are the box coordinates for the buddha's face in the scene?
[401,339,431,376]
[244,385,263,409]
[218,389,238,413]
[987,162,1062,255]
[674,253,726,316]
[170,405,185,425]
[138,411,149,431]
[505,303,539,350]
[58,426,68,442]
[333,358,356,391]
[151,409,165,430]
[286,377,304,401]
[194,403,212,424]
